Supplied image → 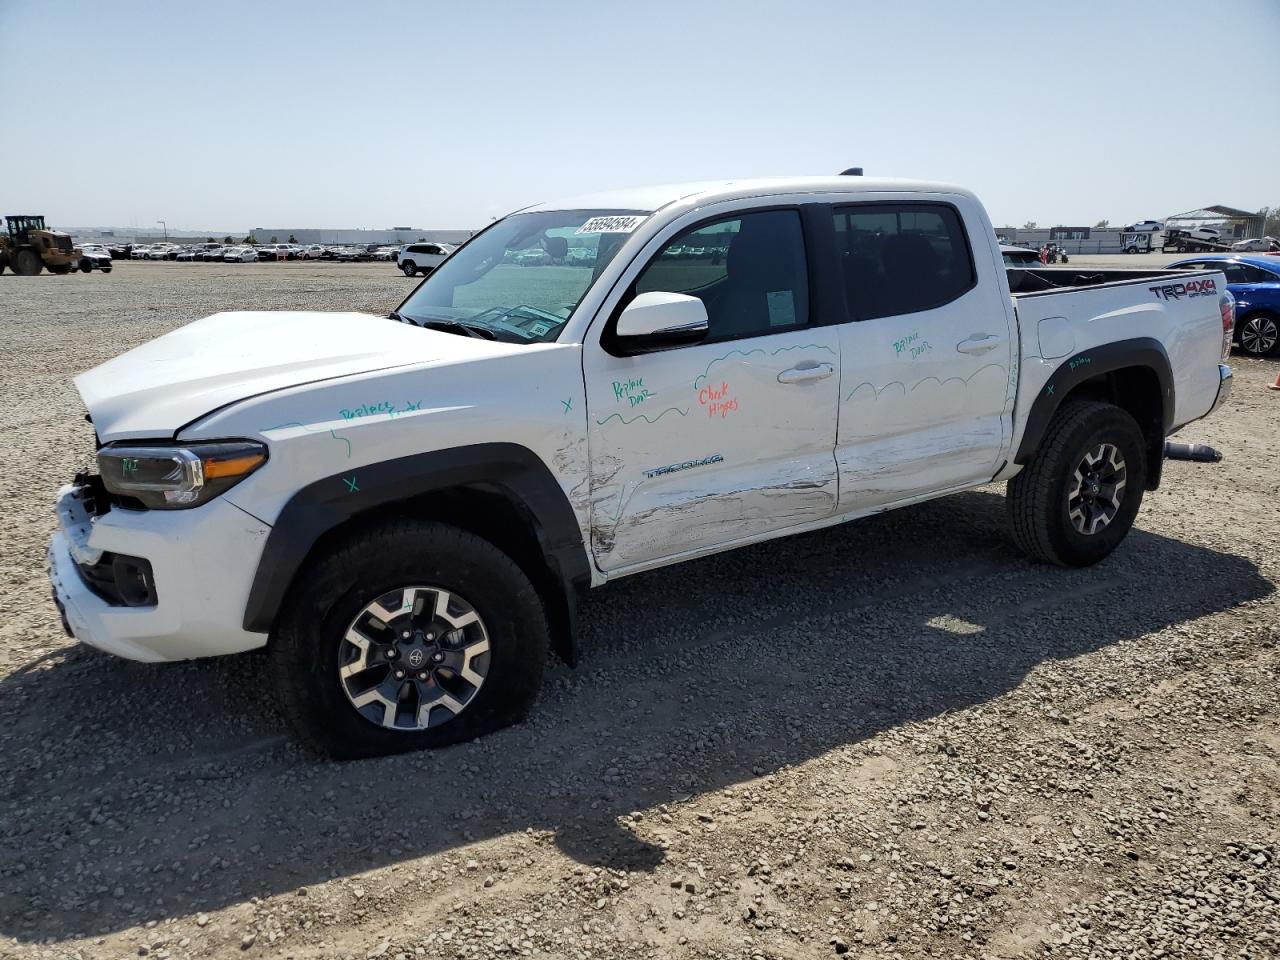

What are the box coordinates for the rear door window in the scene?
[831,203,976,320]
[1238,264,1278,283]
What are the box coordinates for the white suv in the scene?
[397,242,452,277]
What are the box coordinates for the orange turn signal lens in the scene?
[202,451,267,480]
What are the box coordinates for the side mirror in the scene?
[615,291,709,352]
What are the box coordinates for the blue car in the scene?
[1168,255,1280,356]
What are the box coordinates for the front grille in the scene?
[55,236,73,252]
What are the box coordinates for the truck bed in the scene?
[1007,267,1188,297]
[1007,264,1226,437]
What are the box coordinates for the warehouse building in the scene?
[998,202,1266,254]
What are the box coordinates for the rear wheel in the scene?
[1237,312,1280,357]
[12,249,42,275]
[401,261,417,277]
[1007,400,1147,567]
[271,519,549,759]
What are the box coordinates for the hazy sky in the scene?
[3,1,1277,231]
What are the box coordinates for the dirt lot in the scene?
[1,259,1277,960]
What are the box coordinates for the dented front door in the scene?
[584,326,841,571]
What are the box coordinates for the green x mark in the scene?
[343,476,359,493]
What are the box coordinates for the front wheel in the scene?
[270,519,549,759]
[12,249,42,275]
[1007,400,1147,567]
[1237,312,1280,357]
[401,261,417,277]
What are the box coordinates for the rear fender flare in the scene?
[1014,337,1174,467]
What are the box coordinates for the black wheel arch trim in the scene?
[1014,337,1175,468]
[241,442,589,664]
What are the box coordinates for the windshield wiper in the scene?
[420,318,497,340]
[388,309,416,325]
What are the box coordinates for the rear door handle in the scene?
[957,334,1002,354]
[777,362,835,384]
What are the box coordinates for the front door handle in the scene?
[957,334,1002,354]
[778,362,835,384]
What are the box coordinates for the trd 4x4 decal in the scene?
[1150,278,1217,300]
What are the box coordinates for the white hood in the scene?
[77,311,524,441]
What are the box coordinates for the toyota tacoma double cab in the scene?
[48,176,1235,758]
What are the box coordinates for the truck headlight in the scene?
[98,441,267,509]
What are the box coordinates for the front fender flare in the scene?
[240,443,589,660]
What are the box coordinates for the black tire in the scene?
[101,265,112,273]
[271,519,549,759]
[401,261,417,277]
[1007,400,1147,567]
[1237,312,1280,357]
[13,249,42,275]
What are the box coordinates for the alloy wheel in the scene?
[1240,316,1279,356]
[1068,443,1127,535]
[338,586,490,730]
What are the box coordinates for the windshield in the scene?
[395,209,646,343]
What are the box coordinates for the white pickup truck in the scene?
[48,176,1235,758]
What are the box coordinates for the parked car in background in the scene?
[1123,220,1163,233]
[145,246,174,260]
[78,244,113,272]
[397,242,452,276]
[1169,255,1280,356]
[1231,237,1279,253]
[175,248,201,261]
[107,243,131,259]
[256,243,294,261]
[201,247,226,261]
[130,245,151,259]
[1000,244,1041,267]
[223,247,258,263]
[300,245,326,260]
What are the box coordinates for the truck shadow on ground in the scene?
[0,490,1272,942]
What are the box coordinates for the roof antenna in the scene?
[840,167,863,176]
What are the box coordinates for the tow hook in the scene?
[1164,441,1222,463]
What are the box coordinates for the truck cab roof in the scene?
[523,177,973,214]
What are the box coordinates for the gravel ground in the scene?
[0,259,1277,960]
